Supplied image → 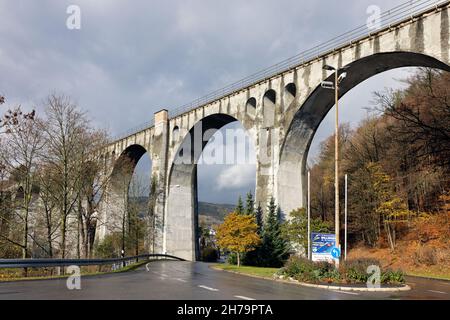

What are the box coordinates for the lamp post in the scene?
[321,65,347,256]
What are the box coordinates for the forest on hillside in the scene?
[308,68,449,255]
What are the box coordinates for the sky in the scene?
[0,0,417,204]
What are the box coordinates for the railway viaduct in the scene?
[97,1,450,261]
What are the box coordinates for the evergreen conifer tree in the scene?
[245,191,255,216]
[259,197,289,267]
[235,196,245,215]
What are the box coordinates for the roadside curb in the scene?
[405,274,450,283]
[280,276,411,292]
[210,266,411,292]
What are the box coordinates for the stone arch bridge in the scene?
[97,2,450,261]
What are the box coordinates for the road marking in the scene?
[198,285,219,292]
[145,263,151,272]
[331,290,359,295]
[234,295,255,300]
[427,290,447,295]
[176,278,187,283]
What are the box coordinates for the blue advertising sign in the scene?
[311,233,337,263]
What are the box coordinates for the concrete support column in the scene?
[151,109,169,254]
[276,152,306,218]
[255,124,305,219]
[254,127,280,216]
[164,163,198,261]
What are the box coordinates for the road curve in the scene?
[0,261,448,300]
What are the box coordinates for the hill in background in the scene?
[198,202,235,227]
[129,197,234,227]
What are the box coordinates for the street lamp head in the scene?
[338,72,347,83]
[321,81,335,90]
[323,64,336,71]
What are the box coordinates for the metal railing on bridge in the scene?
[0,253,184,269]
[112,0,449,141]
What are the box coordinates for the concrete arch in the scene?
[110,144,149,185]
[277,51,450,216]
[99,144,152,241]
[172,126,180,144]
[246,97,257,118]
[284,83,297,111]
[262,89,277,128]
[165,113,255,260]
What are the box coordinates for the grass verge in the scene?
[406,271,450,281]
[0,260,150,282]
[212,264,279,279]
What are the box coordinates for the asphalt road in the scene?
[0,261,448,300]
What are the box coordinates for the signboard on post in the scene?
[311,233,337,263]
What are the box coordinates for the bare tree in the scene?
[128,173,149,257]
[374,69,450,168]
[1,95,35,136]
[76,129,110,258]
[0,110,44,262]
[35,165,61,258]
[39,94,89,258]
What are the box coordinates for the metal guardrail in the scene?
[0,253,185,269]
[112,0,449,141]
[112,120,155,141]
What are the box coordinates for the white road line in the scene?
[234,295,255,300]
[427,290,447,295]
[331,290,359,296]
[176,278,187,283]
[198,285,219,292]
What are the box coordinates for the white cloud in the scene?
[0,0,419,203]
[216,164,256,190]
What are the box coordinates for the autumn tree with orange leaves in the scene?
[216,212,260,267]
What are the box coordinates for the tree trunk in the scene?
[61,216,67,259]
[46,206,53,258]
[237,252,240,267]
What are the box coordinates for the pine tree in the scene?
[255,203,263,234]
[259,197,289,267]
[245,191,255,216]
[236,196,245,215]
[242,202,264,266]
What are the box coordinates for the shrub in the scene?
[0,241,22,259]
[341,258,380,283]
[280,256,313,276]
[381,269,405,284]
[413,246,437,266]
[94,233,122,258]
[227,252,238,265]
[280,256,338,283]
[201,247,219,262]
[279,256,404,285]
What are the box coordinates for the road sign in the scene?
[311,233,336,263]
[331,246,341,259]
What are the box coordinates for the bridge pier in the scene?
[150,110,170,255]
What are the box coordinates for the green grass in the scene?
[0,260,150,282]
[212,264,280,279]
[406,271,450,281]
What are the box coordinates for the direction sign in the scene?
[331,246,341,259]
